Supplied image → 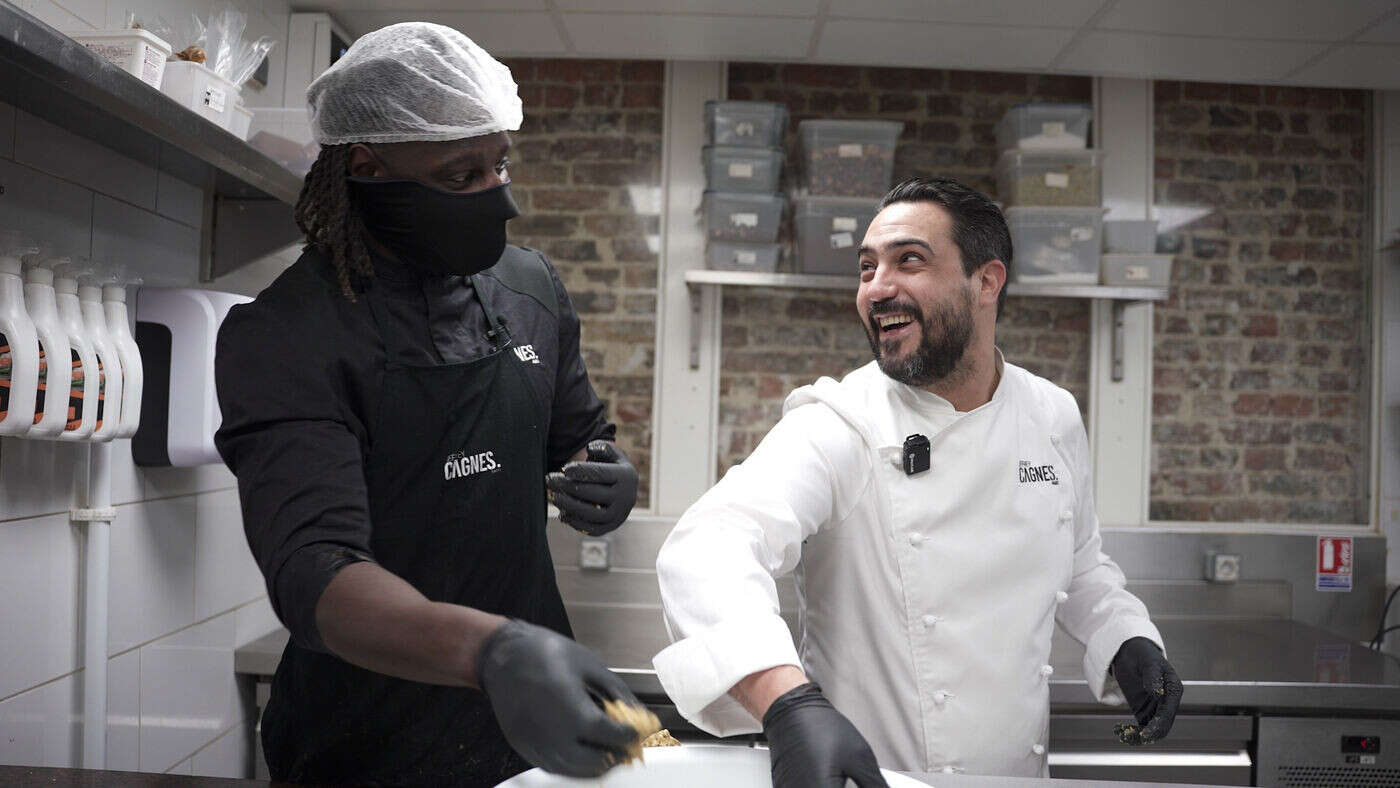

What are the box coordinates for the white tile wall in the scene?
[190,721,252,779]
[0,102,14,158]
[0,156,94,259]
[108,497,198,655]
[0,514,81,700]
[13,0,93,32]
[92,194,202,286]
[105,649,141,772]
[154,168,205,229]
[0,672,82,767]
[193,489,264,620]
[14,111,160,211]
[0,439,144,521]
[138,614,242,772]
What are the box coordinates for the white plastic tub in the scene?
[160,61,240,130]
[706,241,781,272]
[67,28,173,89]
[1005,205,1103,284]
[798,119,903,197]
[997,102,1092,150]
[702,146,784,193]
[702,192,785,243]
[795,195,880,276]
[496,744,926,787]
[996,149,1104,207]
[229,105,253,141]
[705,100,787,148]
[1101,253,1173,287]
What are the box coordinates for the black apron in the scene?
[262,275,572,786]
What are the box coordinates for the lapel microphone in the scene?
[903,434,931,475]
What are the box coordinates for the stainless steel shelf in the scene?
[683,269,1169,371]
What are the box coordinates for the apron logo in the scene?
[444,450,501,481]
[1018,460,1059,485]
[513,345,540,364]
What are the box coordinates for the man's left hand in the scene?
[1110,637,1183,746]
[546,441,637,536]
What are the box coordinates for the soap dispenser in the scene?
[21,249,74,438]
[102,268,143,439]
[78,265,124,442]
[52,260,99,440]
[0,231,41,437]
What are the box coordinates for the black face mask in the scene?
[348,177,521,277]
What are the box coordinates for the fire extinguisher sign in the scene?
[1316,536,1353,592]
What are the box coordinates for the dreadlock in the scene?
[295,144,375,300]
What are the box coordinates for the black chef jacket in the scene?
[214,244,614,651]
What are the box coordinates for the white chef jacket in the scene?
[653,354,1164,777]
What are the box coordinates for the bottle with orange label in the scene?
[101,268,143,439]
[78,266,124,443]
[53,260,99,440]
[21,249,74,438]
[0,231,41,437]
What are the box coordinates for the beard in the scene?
[864,288,975,388]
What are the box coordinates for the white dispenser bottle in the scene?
[102,271,143,439]
[79,267,123,442]
[0,232,41,436]
[22,252,74,438]
[53,262,99,440]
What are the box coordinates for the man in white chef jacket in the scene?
[654,177,1183,785]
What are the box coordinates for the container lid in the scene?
[798,119,903,133]
[794,195,881,214]
[1005,101,1092,113]
[66,27,174,54]
[706,100,786,112]
[703,145,784,157]
[1101,253,1174,262]
[703,190,787,205]
[997,148,1104,167]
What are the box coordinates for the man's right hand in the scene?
[763,683,890,788]
[477,619,640,777]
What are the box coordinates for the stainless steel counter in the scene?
[235,617,1400,712]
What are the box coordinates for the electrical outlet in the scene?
[1205,552,1241,583]
[579,537,610,571]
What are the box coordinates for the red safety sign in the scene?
[1316,536,1353,592]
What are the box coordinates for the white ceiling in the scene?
[302,0,1400,89]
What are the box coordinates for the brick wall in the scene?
[503,59,663,507]
[1151,82,1371,524]
[718,65,1094,476]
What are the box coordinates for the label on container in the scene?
[1070,226,1095,242]
[32,342,46,424]
[83,42,135,68]
[838,143,863,158]
[66,348,84,431]
[1316,536,1352,591]
[832,216,858,232]
[1044,172,1070,189]
[1123,265,1149,281]
[141,45,165,86]
[735,250,758,266]
[0,331,10,422]
[734,121,756,138]
[731,212,759,228]
[830,232,855,250]
[204,86,227,113]
[93,359,105,430]
[1042,121,1067,137]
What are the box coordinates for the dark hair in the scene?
[294,143,374,301]
[880,177,1013,317]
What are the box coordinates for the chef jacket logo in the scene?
[513,344,540,364]
[1018,460,1059,485]
[444,449,501,481]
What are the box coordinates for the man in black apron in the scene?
[214,23,641,785]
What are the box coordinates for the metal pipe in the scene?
[80,441,112,769]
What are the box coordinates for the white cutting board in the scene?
[496,744,929,787]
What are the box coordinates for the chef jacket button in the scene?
[1055,590,1069,603]
[941,766,956,774]
[1032,744,1046,756]
[933,690,951,704]
[1059,508,1073,524]
[908,532,925,547]
[1039,665,1054,678]
[922,614,940,628]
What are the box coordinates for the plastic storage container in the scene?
[160,61,240,130]
[798,120,903,197]
[1101,254,1173,287]
[703,192,785,243]
[229,104,254,141]
[996,103,1092,151]
[67,28,173,89]
[52,265,99,440]
[996,149,1103,207]
[0,234,40,436]
[702,146,784,193]
[1103,219,1159,253]
[1005,206,1103,284]
[22,254,73,438]
[103,281,143,438]
[705,101,788,148]
[706,242,781,272]
[794,196,880,276]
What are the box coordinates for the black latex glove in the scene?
[762,683,890,788]
[1110,637,1184,746]
[546,440,638,536]
[477,619,640,777]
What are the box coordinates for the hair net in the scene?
[307,22,522,145]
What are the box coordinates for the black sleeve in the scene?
[541,257,616,470]
[214,301,374,652]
